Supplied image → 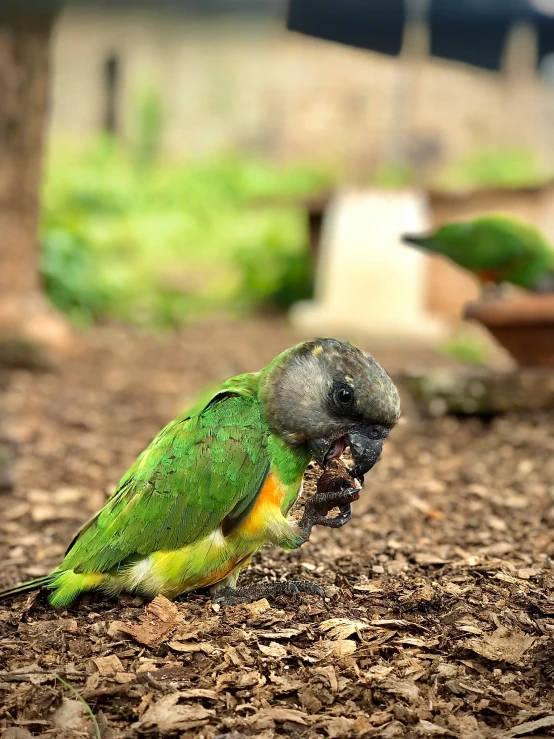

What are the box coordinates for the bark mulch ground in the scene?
[1,318,554,738]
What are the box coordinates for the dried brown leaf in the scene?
[258,627,306,639]
[467,627,536,664]
[52,698,89,732]
[115,672,136,684]
[258,641,288,658]
[319,617,372,640]
[179,688,220,700]
[417,720,456,735]
[132,693,214,733]
[249,707,308,727]
[115,595,183,647]
[93,654,124,676]
[504,715,554,737]
[239,598,271,617]
[331,639,357,657]
[382,678,420,703]
[325,716,353,737]
[352,714,377,735]
[167,640,215,654]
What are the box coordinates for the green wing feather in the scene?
[61,375,270,575]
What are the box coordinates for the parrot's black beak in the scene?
[345,426,386,479]
[308,425,386,479]
[308,437,343,469]
[401,233,426,247]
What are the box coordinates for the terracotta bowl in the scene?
[464,295,554,368]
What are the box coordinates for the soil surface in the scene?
[1,319,554,738]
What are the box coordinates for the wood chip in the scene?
[467,628,536,665]
[132,694,214,733]
[258,641,288,658]
[504,715,554,737]
[113,595,183,647]
[93,654,124,675]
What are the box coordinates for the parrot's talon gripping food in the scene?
[299,485,361,538]
[0,339,399,607]
[213,580,327,607]
[301,458,361,531]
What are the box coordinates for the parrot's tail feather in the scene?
[0,574,55,600]
[0,570,107,607]
[47,570,106,607]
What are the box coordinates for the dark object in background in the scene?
[103,53,120,134]
[287,0,554,72]
[430,1,554,71]
[2,0,286,16]
[302,191,333,261]
[287,0,404,59]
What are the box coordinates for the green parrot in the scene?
[0,339,400,608]
[402,214,554,294]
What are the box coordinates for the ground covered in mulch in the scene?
[1,318,554,739]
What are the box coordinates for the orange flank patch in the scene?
[194,554,252,589]
[475,269,501,285]
[237,472,285,538]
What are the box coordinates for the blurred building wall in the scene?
[48,5,553,171]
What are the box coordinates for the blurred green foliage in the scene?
[371,162,414,189]
[439,334,490,365]
[40,137,333,327]
[133,83,165,169]
[435,148,551,191]
[368,147,551,192]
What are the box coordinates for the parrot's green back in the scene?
[404,214,554,290]
[7,370,310,606]
[63,386,268,573]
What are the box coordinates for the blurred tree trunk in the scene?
[0,10,73,360]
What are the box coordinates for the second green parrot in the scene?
[0,339,400,607]
[402,213,554,293]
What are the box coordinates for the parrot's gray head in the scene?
[260,338,400,478]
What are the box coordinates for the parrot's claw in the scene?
[299,486,361,537]
[316,503,352,528]
[213,580,327,606]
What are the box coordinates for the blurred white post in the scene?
[290,189,445,342]
[290,1,444,343]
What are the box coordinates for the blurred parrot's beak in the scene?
[401,233,427,247]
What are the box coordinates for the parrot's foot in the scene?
[213,579,326,606]
[299,484,361,540]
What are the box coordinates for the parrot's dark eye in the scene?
[333,384,353,408]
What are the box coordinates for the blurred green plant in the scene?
[439,334,490,365]
[435,148,551,191]
[133,83,164,168]
[234,226,313,313]
[371,162,414,189]
[40,137,333,327]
